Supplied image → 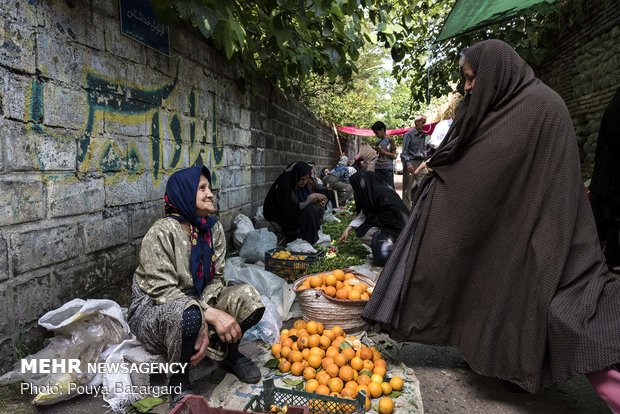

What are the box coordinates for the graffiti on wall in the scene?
[26,61,224,186]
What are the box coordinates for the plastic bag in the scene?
[223,257,296,319]
[233,214,255,249]
[0,299,131,406]
[316,229,332,247]
[323,201,341,223]
[239,228,277,263]
[240,294,282,345]
[286,239,317,254]
[254,205,270,229]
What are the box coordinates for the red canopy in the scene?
[336,123,437,137]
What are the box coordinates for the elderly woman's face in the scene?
[196,174,216,217]
[297,174,311,188]
[463,60,476,93]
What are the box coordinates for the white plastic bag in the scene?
[0,299,131,406]
[233,214,255,249]
[316,229,332,247]
[239,228,277,263]
[223,257,296,319]
[323,201,341,223]
[240,295,282,345]
[286,239,317,254]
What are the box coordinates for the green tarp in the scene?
[437,0,557,41]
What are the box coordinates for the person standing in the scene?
[590,86,620,272]
[363,40,620,412]
[400,115,429,210]
[372,121,397,189]
[354,140,378,172]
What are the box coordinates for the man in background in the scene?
[400,115,428,210]
[371,121,397,189]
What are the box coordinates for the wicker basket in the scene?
[292,271,375,334]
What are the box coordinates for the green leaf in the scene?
[130,396,166,413]
[283,378,304,386]
[339,341,352,350]
[388,391,401,398]
[360,370,373,377]
[294,382,305,391]
[265,358,280,369]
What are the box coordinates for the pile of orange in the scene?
[296,269,374,301]
[270,320,403,413]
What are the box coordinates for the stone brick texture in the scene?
[534,0,620,179]
[0,0,340,369]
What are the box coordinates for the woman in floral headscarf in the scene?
[363,40,620,411]
[127,166,264,403]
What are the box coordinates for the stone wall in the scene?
[0,0,338,370]
[535,0,620,178]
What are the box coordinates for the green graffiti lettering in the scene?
[169,115,182,169]
[151,112,160,179]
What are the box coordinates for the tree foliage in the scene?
[153,0,590,125]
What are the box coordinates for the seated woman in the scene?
[264,161,327,244]
[127,166,265,403]
[338,171,409,264]
[320,157,353,206]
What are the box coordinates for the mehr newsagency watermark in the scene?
[19,358,187,397]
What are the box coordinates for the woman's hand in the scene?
[415,160,433,175]
[190,324,209,366]
[203,307,242,343]
[310,193,327,206]
[338,227,351,242]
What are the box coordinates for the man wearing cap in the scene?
[400,115,429,210]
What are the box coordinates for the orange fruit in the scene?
[339,365,355,382]
[316,322,324,335]
[345,380,358,390]
[381,381,392,395]
[307,354,322,369]
[359,348,374,361]
[319,335,332,349]
[365,395,371,411]
[278,359,291,373]
[372,350,384,362]
[305,379,319,392]
[358,282,369,291]
[361,292,370,301]
[309,347,325,358]
[362,360,374,372]
[329,391,341,398]
[357,384,369,396]
[323,286,337,298]
[316,384,330,395]
[373,365,387,377]
[333,269,345,280]
[271,343,282,358]
[378,396,394,414]
[348,290,362,300]
[341,386,358,399]
[358,374,371,385]
[332,326,344,337]
[350,356,364,371]
[281,337,294,348]
[389,376,404,391]
[325,363,340,378]
[316,371,331,386]
[325,346,339,359]
[290,350,303,363]
[333,353,347,368]
[280,346,292,360]
[367,381,383,398]
[303,366,317,380]
[322,329,336,341]
[294,320,307,330]
[288,328,298,337]
[309,276,322,288]
[291,342,299,352]
[342,347,356,362]
[371,373,384,384]
[301,348,310,360]
[325,274,337,287]
[306,321,319,335]
[374,358,387,368]
[297,334,309,350]
[328,377,344,393]
[336,281,345,290]
[308,334,321,348]
[290,361,304,376]
[321,357,335,369]
[335,289,349,300]
[344,272,355,280]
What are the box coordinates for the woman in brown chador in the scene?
[363,40,620,412]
